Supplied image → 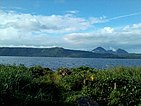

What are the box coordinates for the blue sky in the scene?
[0,0,141,52]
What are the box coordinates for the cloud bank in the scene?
[0,10,105,47]
[64,24,141,52]
[0,9,141,52]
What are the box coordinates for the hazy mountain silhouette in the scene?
[0,47,140,58]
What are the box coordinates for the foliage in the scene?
[0,65,141,105]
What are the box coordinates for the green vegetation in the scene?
[0,47,117,58]
[0,65,141,106]
[1,47,141,58]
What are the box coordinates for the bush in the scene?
[0,65,141,105]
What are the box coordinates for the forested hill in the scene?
[0,47,116,58]
[0,47,140,58]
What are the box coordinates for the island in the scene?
[0,47,141,59]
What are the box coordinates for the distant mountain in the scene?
[92,47,107,53]
[92,47,128,55]
[0,47,117,58]
[0,47,140,58]
[116,48,128,55]
[107,50,115,54]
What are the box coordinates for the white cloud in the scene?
[0,10,91,33]
[0,10,106,34]
[102,27,114,33]
[64,24,141,52]
[0,9,106,47]
[66,10,79,14]
[89,16,107,24]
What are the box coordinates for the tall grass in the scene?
[0,65,141,106]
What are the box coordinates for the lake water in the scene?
[0,56,141,70]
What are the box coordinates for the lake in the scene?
[0,56,141,70]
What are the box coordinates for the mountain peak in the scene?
[92,47,128,55]
[51,47,64,49]
[92,47,107,53]
[116,48,128,55]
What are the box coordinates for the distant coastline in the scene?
[0,47,141,59]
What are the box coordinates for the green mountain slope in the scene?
[0,47,140,58]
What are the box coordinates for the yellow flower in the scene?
[90,75,94,81]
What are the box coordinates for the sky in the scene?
[0,0,141,53]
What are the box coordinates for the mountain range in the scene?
[92,47,128,55]
[0,47,140,59]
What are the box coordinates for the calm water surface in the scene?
[0,56,141,70]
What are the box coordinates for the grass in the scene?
[0,64,141,106]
